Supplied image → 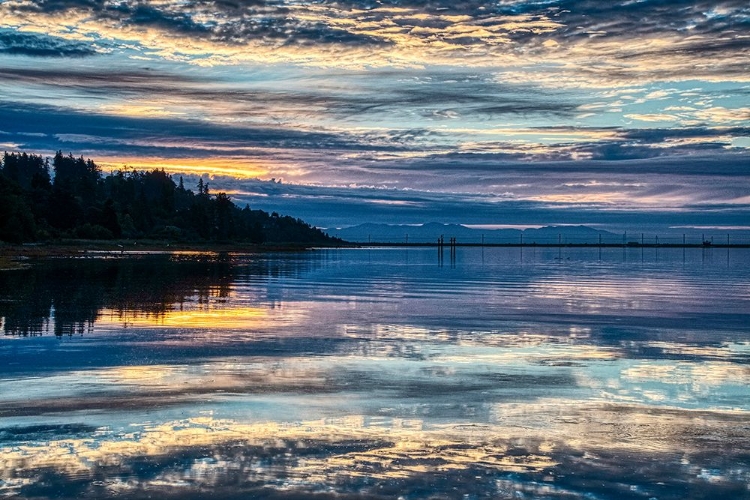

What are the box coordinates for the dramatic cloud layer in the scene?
[0,0,748,229]
[0,29,99,57]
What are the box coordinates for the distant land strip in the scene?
[355,242,750,248]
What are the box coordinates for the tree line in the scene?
[0,151,341,245]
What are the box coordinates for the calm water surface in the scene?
[1,247,749,499]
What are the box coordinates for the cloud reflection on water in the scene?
[1,248,749,498]
[2,405,749,499]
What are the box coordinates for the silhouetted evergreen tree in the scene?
[0,170,36,243]
[2,152,49,190]
[101,199,122,238]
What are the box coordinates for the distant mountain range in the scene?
[329,223,619,244]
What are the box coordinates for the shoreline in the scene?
[0,240,354,269]
[3,239,748,255]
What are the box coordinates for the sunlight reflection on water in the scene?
[1,247,749,498]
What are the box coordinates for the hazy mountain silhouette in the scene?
[330,223,617,244]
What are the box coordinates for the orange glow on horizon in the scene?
[98,157,270,180]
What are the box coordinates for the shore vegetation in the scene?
[0,151,341,247]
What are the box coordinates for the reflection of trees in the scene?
[0,255,319,336]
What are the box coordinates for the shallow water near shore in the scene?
[1,247,749,499]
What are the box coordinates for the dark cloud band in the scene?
[0,29,98,57]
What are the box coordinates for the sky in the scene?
[0,0,749,231]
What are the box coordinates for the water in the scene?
[1,247,749,499]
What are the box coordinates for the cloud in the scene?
[625,113,679,122]
[1,0,748,133]
[0,66,581,124]
[0,28,98,57]
[114,4,214,36]
[692,106,750,124]
[626,107,750,125]
[1,95,747,172]
[2,0,744,82]
[0,100,367,154]
[0,66,202,89]
[9,0,101,13]
[162,169,750,230]
[8,0,390,49]
[619,126,750,141]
